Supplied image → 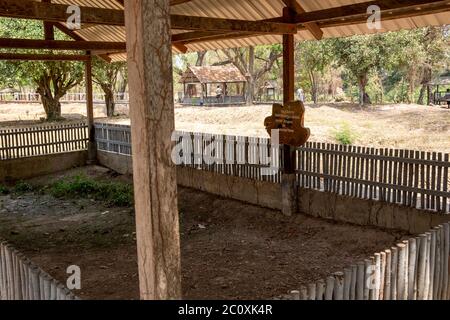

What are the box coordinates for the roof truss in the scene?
[0,0,448,60]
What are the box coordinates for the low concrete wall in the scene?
[177,166,282,210]
[97,150,281,209]
[97,150,133,175]
[0,151,87,183]
[97,150,450,233]
[298,188,450,234]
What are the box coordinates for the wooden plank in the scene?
[124,0,182,299]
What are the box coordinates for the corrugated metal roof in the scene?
[29,0,450,61]
[180,65,247,84]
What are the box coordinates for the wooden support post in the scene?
[85,53,96,163]
[282,8,295,106]
[280,7,297,215]
[124,0,182,300]
[42,1,54,41]
[282,7,296,174]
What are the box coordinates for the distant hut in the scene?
[259,80,280,103]
[428,72,450,105]
[179,65,247,106]
[0,87,21,101]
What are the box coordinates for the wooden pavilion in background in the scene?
[179,65,247,106]
[0,0,449,300]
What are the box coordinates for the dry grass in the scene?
[1,102,449,152]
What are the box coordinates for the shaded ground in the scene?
[0,166,410,300]
[1,102,449,152]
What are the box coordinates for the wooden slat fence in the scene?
[288,222,450,300]
[296,143,450,213]
[0,242,78,300]
[0,122,88,160]
[94,123,450,213]
[95,123,282,183]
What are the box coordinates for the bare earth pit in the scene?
[0,166,410,300]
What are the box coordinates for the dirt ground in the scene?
[0,166,410,300]
[1,102,448,152]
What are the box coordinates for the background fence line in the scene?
[288,222,450,300]
[0,92,129,104]
[296,143,450,213]
[94,123,450,213]
[0,122,89,160]
[0,242,78,300]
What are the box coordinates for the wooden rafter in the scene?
[0,52,90,61]
[170,14,296,34]
[294,0,449,24]
[116,0,193,6]
[0,38,126,51]
[282,0,323,40]
[178,0,450,45]
[0,0,125,26]
[0,0,447,54]
[0,0,296,34]
[170,0,193,5]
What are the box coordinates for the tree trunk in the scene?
[309,71,318,104]
[36,79,63,121]
[358,75,371,105]
[103,85,115,117]
[196,51,206,66]
[246,46,255,105]
[41,95,62,121]
[418,67,432,105]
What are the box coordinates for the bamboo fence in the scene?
[288,222,450,300]
[0,242,78,300]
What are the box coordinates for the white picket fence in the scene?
[0,242,78,300]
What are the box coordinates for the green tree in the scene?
[296,39,334,104]
[220,45,282,104]
[92,57,126,117]
[34,61,84,120]
[332,35,387,105]
[0,18,84,120]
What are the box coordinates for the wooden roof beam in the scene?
[170,0,193,5]
[0,0,296,34]
[294,0,449,24]
[171,15,296,34]
[116,0,193,7]
[178,0,450,45]
[0,52,90,61]
[0,0,125,26]
[0,38,126,51]
[282,0,323,40]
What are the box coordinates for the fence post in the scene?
[281,144,298,216]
